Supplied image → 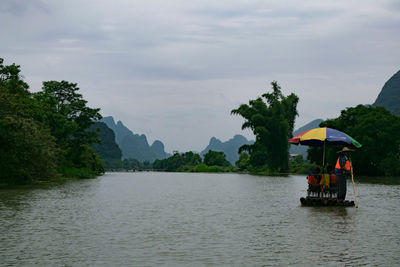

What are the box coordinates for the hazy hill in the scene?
[289,119,323,158]
[89,122,122,161]
[290,70,400,158]
[101,116,168,162]
[373,70,400,116]
[200,135,254,165]
[151,140,169,160]
[101,116,132,144]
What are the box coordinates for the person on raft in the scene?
[335,147,354,200]
[326,165,337,198]
[307,167,322,197]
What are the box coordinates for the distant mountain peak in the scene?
[100,116,168,162]
[201,134,254,165]
[101,116,116,127]
[151,140,164,147]
[373,70,400,116]
[209,137,222,146]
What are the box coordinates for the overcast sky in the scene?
[1,0,400,152]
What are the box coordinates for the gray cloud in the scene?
[0,0,49,15]
[1,0,399,151]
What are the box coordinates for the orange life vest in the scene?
[335,155,351,171]
[329,173,337,184]
[307,175,320,186]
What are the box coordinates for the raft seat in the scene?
[328,173,338,198]
[328,186,337,198]
[307,186,321,197]
[307,174,322,197]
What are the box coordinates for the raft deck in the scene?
[300,197,355,207]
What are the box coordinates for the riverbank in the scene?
[104,165,290,176]
[0,167,103,188]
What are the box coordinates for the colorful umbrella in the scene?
[289,127,362,148]
[289,127,362,167]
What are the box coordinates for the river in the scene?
[0,172,399,266]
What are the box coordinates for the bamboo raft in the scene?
[300,197,355,207]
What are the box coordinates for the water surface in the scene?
[1,172,399,266]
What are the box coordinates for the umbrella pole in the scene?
[350,161,358,208]
[322,140,326,169]
[322,141,326,199]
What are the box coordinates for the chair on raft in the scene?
[307,173,322,197]
[328,173,337,198]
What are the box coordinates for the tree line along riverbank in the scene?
[0,58,103,186]
[1,57,400,186]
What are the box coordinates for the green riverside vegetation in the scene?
[0,58,103,185]
[231,81,299,174]
[152,150,233,173]
[1,58,398,182]
[308,105,400,177]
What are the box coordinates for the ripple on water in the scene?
[0,172,399,266]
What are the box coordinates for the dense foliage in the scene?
[200,135,253,165]
[203,150,230,167]
[89,122,122,161]
[289,155,318,174]
[152,150,232,172]
[33,80,103,177]
[308,105,400,176]
[99,158,149,170]
[231,81,299,173]
[235,152,250,171]
[153,151,202,172]
[0,58,103,184]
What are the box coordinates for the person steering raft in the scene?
[335,147,354,201]
[289,127,361,207]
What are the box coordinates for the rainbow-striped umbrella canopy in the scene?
[289,127,362,148]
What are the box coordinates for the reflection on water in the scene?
[0,173,399,266]
[356,176,400,185]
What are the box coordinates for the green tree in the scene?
[0,115,58,184]
[182,151,202,166]
[153,152,184,171]
[89,122,122,161]
[33,81,102,147]
[0,58,104,183]
[203,150,230,167]
[153,151,203,171]
[231,81,299,172]
[288,155,317,174]
[122,158,142,170]
[33,80,103,175]
[0,59,29,95]
[308,105,400,176]
[235,152,250,170]
[0,58,58,184]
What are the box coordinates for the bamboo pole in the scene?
[350,161,358,208]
